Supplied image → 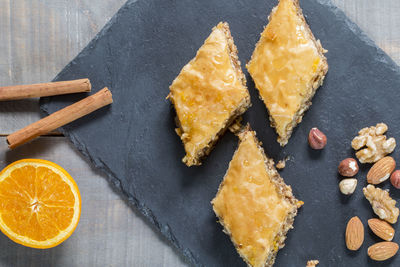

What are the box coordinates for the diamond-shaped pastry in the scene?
[212,128,299,267]
[168,22,250,166]
[247,0,328,146]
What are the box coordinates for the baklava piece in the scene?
[212,128,299,266]
[247,0,328,146]
[168,22,250,166]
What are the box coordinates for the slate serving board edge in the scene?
[39,0,400,265]
[40,1,197,265]
[317,0,399,72]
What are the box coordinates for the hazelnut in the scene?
[390,170,400,189]
[308,128,327,150]
[339,178,357,195]
[338,158,359,177]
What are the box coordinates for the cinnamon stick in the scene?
[7,87,113,149]
[0,78,91,101]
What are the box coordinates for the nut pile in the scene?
[307,123,400,262]
[337,123,400,262]
[345,216,399,260]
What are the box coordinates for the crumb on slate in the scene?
[306,260,319,267]
[276,156,290,170]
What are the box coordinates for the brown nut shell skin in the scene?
[308,128,327,150]
[338,158,359,177]
[390,170,400,189]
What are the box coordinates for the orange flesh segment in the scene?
[0,165,75,242]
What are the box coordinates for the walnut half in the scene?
[363,185,399,224]
[351,123,396,163]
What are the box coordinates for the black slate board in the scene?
[40,0,400,266]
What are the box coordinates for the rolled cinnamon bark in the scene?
[0,79,91,101]
[7,87,113,149]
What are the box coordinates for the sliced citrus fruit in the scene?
[0,159,81,248]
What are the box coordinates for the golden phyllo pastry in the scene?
[247,0,328,146]
[212,128,299,267]
[168,22,250,166]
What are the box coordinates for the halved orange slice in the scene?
[0,159,81,248]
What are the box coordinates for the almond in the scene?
[345,216,364,250]
[367,156,396,184]
[368,218,395,241]
[368,241,399,261]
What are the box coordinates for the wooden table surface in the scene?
[0,0,399,266]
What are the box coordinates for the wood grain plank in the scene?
[0,0,125,134]
[0,137,187,267]
[332,0,400,63]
